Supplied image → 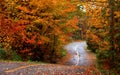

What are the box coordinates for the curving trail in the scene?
[64,41,96,66]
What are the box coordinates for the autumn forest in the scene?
[0,0,120,74]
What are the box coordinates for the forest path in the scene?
[63,41,96,66]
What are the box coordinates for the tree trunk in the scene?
[109,0,114,50]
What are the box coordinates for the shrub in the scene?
[0,47,21,61]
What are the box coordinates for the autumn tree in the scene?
[84,0,120,73]
[0,0,79,62]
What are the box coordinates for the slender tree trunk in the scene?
[109,0,114,50]
[109,0,115,68]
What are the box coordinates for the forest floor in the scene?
[0,61,100,75]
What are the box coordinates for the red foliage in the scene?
[19,49,31,53]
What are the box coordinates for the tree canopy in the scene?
[0,0,80,62]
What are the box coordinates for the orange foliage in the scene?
[66,16,79,29]
[19,49,31,53]
[0,0,79,62]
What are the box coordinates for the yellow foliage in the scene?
[106,9,110,16]
[96,0,108,2]
[114,11,120,18]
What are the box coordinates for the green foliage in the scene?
[0,49,6,60]
[0,43,21,61]
[0,48,21,61]
[12,51,22,61]
[61,48,67,57]
[97,50,120,74]
[0,43,12,60]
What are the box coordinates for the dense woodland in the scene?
[0,0,120,74]
[85,0,120,74]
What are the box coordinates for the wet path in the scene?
[64,41,96,66]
